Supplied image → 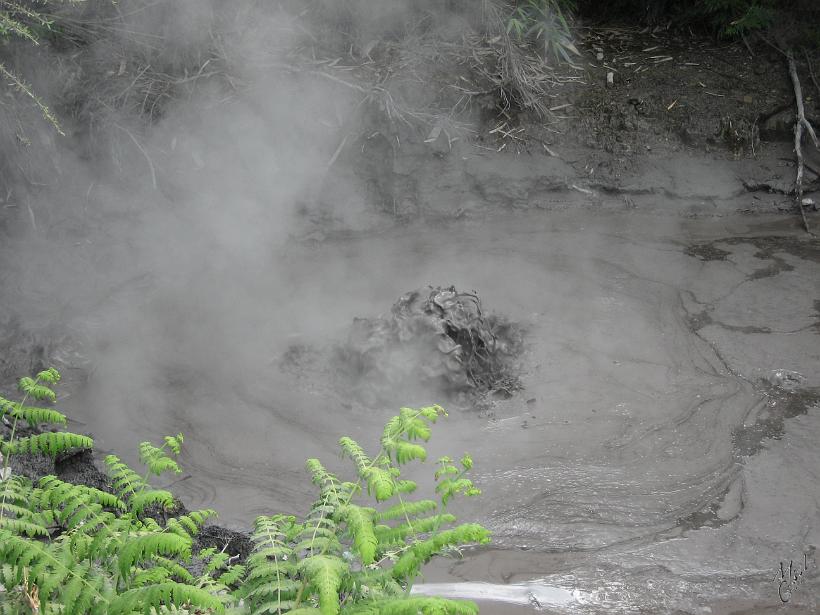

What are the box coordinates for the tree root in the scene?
[787,50,819,235]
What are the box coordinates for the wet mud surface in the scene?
[3,207,815,613]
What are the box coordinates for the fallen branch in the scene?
[787,50,819,234]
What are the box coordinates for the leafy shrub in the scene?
[0,1,65,132]
[506,0,579,62]
[0,368,490,614]
[697,0,776,37]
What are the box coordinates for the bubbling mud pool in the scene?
[55,210,819,614]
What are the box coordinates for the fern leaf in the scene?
[390,441,427,465]
[217,563,245,586]
[108,581,225,614]
[35,367,61,384]
[132,566,171,586]
[139,440,181,476]
[118,533,191,578]
[165,508,216,539]
[242,514,302,611]
[129,488,176,515]
[394,479,417,494]
[0,516,49,537]
[152,555,195,583]
[435,478,481,507]
[105,456,175,514]
[295,535,342,555]
[374,500,437,522]
[374,514,456,550]
[105,454,147,498]
[0,530,111,614]
[298,554,347,615]
[3,432,92,456]
[391,524,490,581]
[418,405,446,421]
[338,504,377,565]
[362,467,394,502]
[164,433,184,454]
[0,397,66,427]
[339,437,371,474]
[17,376,56,401]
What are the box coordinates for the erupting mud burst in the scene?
[336,286,523,407]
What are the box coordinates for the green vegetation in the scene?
[506,0,578,62]
[0,1,65,133]
[0,368,490,614]
[577,0,817,42]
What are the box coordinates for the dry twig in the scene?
[787,51,819,234]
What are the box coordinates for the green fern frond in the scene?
[129,487,177,515]
[107,581,225,615]
[374,514,456,550]
[242,514,302,610]
[390,441,427,465]
[418,405,446,421]
[295,534,342,555]
[164,434,184,455]
[0,530,112,615]
[11,403,66,427]
[139,441,182,476]
[118,533,191,578]
[217,563,245,586]
[306,458,338,488]
[339,437,372,474]
[17,376,56,402]
[399,408,434,440]
[0,396,66,427]
[374,500,438,522]
[37,476,127,531]
[298,554,347,615]
[132,566,171,586]
[362,467,394,502]
[394,480,417,494]
[435,478,481,507]
[105,454,147,498]
[2,432,92,456]
[343,596,478,614]
[0,516,49,537]
[104,454,176,514]
[200,549,232,576]
[165,508,216,539]
[391,524,490,581]
[152,555,195,583]
[338,504,377,565]
[35,367,61,384]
